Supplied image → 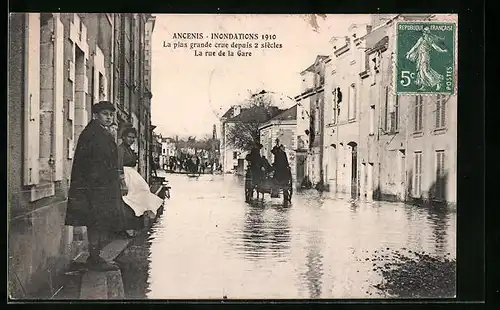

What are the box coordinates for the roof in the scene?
[259,105,297,130]
[221,106,235,119]
[222,105,285,123]
[300,55,330,74]
[229,106,284,123]
[269,104,297,122]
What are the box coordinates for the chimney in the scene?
[233,105,241,117]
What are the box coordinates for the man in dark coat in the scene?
[272,141,291,185]
[65,101,127,271]
[248,142,264,182]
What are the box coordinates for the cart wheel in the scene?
[245,179,252,202]
[283,184,290,205]
[245,188,253,202]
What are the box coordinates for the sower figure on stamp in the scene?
[65,101,128,271]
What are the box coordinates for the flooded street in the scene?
[121,172,456,299]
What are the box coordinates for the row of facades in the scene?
[221,14,456,207]
[8,13,156,298]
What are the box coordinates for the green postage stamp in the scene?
[395,21,457,95]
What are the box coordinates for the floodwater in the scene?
[122,172,456,299]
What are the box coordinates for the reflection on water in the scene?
[123,173,455,299]
[235,202,291,261]
[301,229,324,298]
[427,206,451,255]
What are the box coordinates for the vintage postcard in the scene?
[8,13,457,300]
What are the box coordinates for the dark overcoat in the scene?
[272,148,290,183]
[65,120,126,231]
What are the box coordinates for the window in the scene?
[414,95,423,132]
[24,13,41,186]
[435,150,445,200]
[348,84,356,121]
[391,95,400,132]
[435,94,446,129]
[332,92,337,124]
[413,151,422,197]
[233,151,238,159]
[314,99,320,134]
[369,105,375,135]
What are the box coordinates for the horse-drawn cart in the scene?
[244,166,293,205]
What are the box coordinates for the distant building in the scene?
[151,130,162,169]
[259,105,298,187]
[220,104,283,175]
[160,137,177,169]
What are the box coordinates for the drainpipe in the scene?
[376,53,383,201]
[335,91,339,194]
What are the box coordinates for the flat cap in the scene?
[92,101,116,114]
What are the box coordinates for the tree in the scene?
[225,91,284,152]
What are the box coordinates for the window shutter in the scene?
[417,153,422,196]
[436,97,441,128]
[414,97,419,132]
[418,97,423,131]
[352,85,356,118]
[53,16,65,181]
[102,76,108,100]
[416,154,419,195]
[68,59,75,82]
[414,152,422,196]
[384,87,389,130]
[441,97,446,127]
[23,13,41,186]
[93,68,98,104]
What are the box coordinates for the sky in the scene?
[150,14,371,139]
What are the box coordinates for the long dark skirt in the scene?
[121,202,145,230]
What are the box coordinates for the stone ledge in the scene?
[80,270,125,299]
[80,271,108,299]
[78,238,131,299]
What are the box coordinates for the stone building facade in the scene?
[8,13,155,298]
[295,56,328,187]
[259,105,298,187]
[320,14,457,206]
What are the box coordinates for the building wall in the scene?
[8,13,109,298]
[259,121,297,185]
[221,121,246,173]
[405,94,457,205]
[8,13,153,298]
[322,16,457,207]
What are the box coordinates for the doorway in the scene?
[348,142,358,199]
[296,153,306,186]
[398,149,406,201]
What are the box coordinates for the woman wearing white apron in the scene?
[118,127,164,236]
